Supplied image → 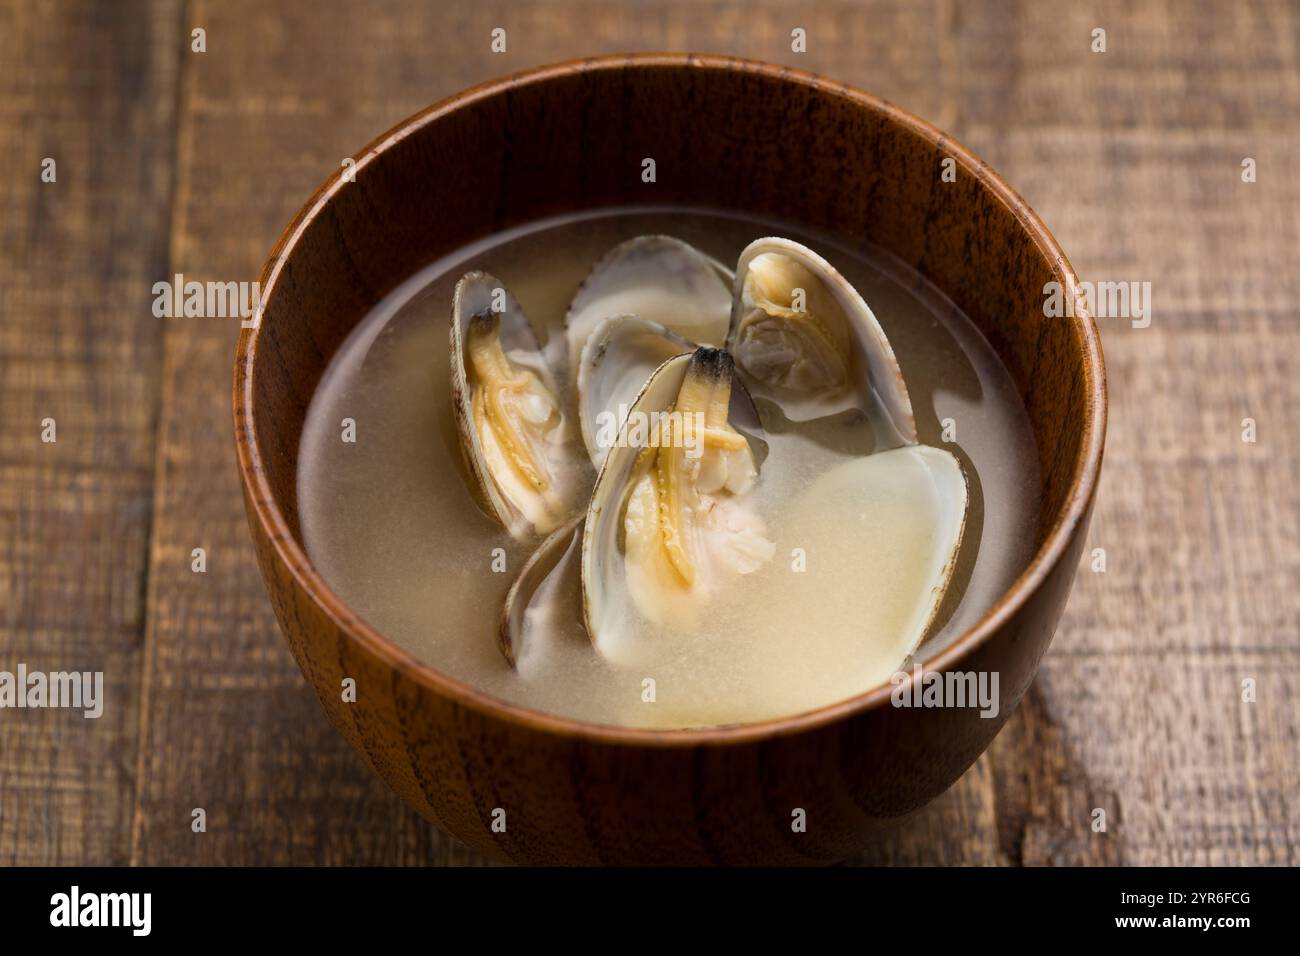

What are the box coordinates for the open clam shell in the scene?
[729,236,918,438]
[450,271,582,539]
[581,347,772,663]
[498,515,583,669]
[565,235,732,382]
[781,444,969,663]
[576,314,694,468]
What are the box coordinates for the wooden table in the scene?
[2,0,1296,866]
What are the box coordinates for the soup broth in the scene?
[297,208,1041,729]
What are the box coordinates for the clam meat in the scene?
[450,271,584,539]
[581,348,774,664]
[729,236,916,436]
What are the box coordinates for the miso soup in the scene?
[297,207,1040,729]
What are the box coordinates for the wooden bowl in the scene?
[234,54,1106,865]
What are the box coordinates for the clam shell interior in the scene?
[576,314,694,467]
[565,234,732,381]
[450,271,582,539]
[775,445,968,672]
[730,236,918,438]
[580,349,771,664]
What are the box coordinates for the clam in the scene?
[498,515,583,670]
[581,347,774,664]
[575,314,693,468]
[491,233,968,676]
[450,271,583,540]
[565,235,732,382]
[729,236,916,436]
[779,445,968,666]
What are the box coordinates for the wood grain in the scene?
[0,0,182,865]
[0,0,1295,864]
[955,0,1300,866]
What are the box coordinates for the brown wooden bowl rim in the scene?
[233,52,1107,748]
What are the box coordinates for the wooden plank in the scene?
[1021,316,1300,866]
[0,0,181,865]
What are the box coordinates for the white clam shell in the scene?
[565,235,732,382]
[450,271,581,539]
[575,314,693,468]
[498,515,583,669]
[580,350,766,663]
[779,445,968,665]
[729,236,918,438]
